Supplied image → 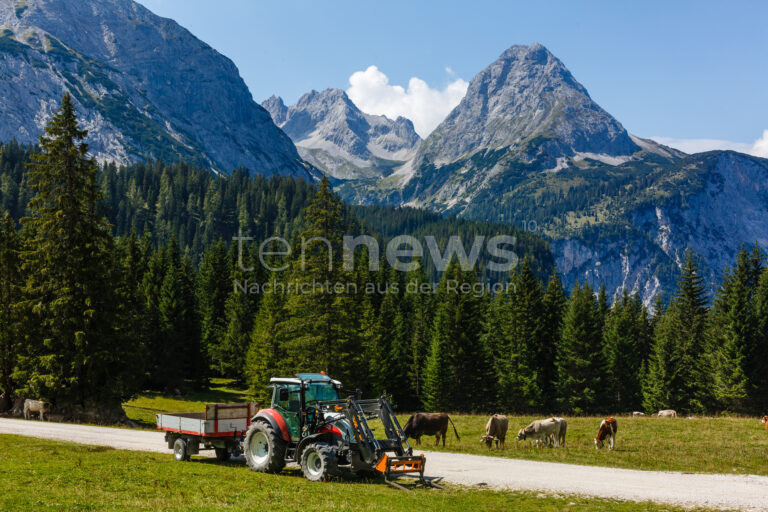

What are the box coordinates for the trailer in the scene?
[157,402,258,461]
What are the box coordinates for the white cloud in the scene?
[651,130,768,158]
[347,66,468,138]
[752,129,768,158]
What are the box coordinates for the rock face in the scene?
[262,88,420,180]
[338,43,767,303]
[416,43,638,167]
[0,0,312,177]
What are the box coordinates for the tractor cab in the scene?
[268,373,342,441]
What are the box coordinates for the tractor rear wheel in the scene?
[244,421,286,473]
[300,442,338,482]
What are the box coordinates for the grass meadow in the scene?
[0,435,725,511]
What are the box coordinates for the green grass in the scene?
[0,435,721,512]
[123,381,768,476]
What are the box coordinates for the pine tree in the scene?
[401,258,433,410]
[494,258,545,413]
[17,94,131,406]
[643,250,711,413]
[604,290,645,411]
[642,302,682,412]
[752,266,768,413]
[672,250,712,412]
[556,283,606,414]
[541,271,567,410]
[279,176,357,381]
[197,239,232,375]
[0,212,22,399]
[423,262,495,412]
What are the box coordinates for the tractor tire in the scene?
[214,447,231,462]
[300,442,339,482]
[244,421,286,473]
[173,438,189,461]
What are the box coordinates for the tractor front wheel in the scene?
[244,421,286,473]
[300,442,338,482]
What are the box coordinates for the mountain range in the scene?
[2,0,767,303]
[0,0,313,178]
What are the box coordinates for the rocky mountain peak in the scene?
[418,42,638,164]
[262,88,420,180]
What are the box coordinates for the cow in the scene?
[402,413,460,446]
[594,416,617,450]
[23,399,51,421]
[761,416,768,429]
[480,414,508,449]
[656,409,677,418]
[632,411,645,417]
[516,418,559,448]
[550,417,567,447]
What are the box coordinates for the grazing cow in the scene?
[656,409,677,418]
[632,411,645,417]
[516,418,559,448]
[550,417,567,447]
[480,414,508,449]
[402,413,460,446]
[23,399,51,421]
[761,416,768,429]
[595,416,617,450]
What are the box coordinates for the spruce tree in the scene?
[197,239,232,374]
[423,262,495,412]
[18,94,130,406]
[604,290,645,411]
[555,283,606,414]
[541,271,567,410]
[0,212,22,400]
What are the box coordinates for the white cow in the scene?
[517,418,559,447]
[656,409,677,418]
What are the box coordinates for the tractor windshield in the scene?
[305,382,339,404]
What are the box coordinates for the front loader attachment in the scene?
[374,453,443,490]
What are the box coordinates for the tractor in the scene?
[244,373,432,486]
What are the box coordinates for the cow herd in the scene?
[399,408,741,452]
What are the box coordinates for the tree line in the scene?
[1,95,766,417]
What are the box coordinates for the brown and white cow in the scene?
[403,413,460,446]
[761,416,768,429]
[23,399,51,421]
[594,416,617,450]
[480,414,508,449]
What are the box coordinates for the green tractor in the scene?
[244,373,430,486]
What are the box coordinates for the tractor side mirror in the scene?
[278,388,289,402]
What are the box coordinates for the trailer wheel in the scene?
[300,442,338,482]
[244,421,285,473]
[173,438,190,461]
[214,447,231,462]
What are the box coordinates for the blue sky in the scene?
[138,0,767,152]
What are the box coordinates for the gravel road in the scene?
[2,418,767,511]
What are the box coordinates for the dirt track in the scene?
[1,418,767,511]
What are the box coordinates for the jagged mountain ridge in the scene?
[335,43,765,303]
[262,88,420,180]
[0,0,313,177]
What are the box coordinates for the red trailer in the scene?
[157,402,258,461]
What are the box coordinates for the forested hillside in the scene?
[1,98,766,419]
